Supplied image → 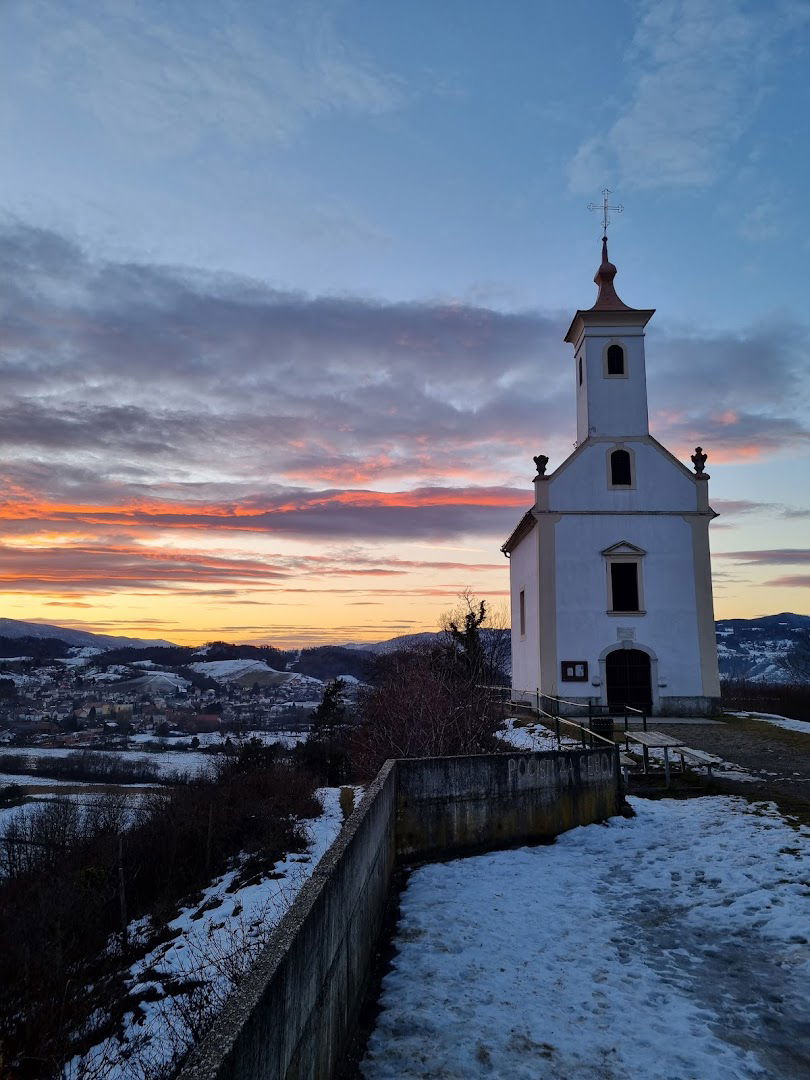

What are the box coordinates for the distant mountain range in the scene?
[0,618,174,650]
[1,613,808,684]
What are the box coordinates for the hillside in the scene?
[716,613,810,684]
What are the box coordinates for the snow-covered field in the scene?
[68,787,353,1078]
[0,732,310,783]
[188,658,284,680]
[0,746,217,780]
[0,789,153,829]
[363,797,809,1080]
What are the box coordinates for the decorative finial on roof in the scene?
[591,234,631,311]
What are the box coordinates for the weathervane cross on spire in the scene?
[587,188,623,237]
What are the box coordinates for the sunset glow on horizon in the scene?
[0,1,808,646]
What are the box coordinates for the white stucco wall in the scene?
[552,513,704,701]
[508,524,539,702]
[550,439,697,513]
[575,327,649,442]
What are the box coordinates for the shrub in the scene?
[720,679,810,722]
[351,641,503,779]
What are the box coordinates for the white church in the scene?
[503,236,721,716]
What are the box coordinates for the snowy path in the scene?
[363,797,809,1080]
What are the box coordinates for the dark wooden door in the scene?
[605,648,652,712]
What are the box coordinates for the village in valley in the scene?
[0,643,333,750]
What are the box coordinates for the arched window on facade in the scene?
[610,448,632,486]
[578,356,583,385]
[606,343,625,375]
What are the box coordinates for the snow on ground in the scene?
[638,744,762,782]
[0,671,36,686]
[498,717,579,753]
[129,732,223,748]
[499,718,764,783]
[245,729,309,748]
[363,797,809,1080]
[122,671,191,690]
[70,787,351,1077]
[731,711,810,735]
[188,658,284,680]
[0,747,217,780]
[0,771,99,788]
[0,789,154,830]
[56,647,103,667]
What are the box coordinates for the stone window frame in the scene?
[603,543,646,616]
[606,444,636,489]
[602,339,628,380]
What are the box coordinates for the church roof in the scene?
[501,509,535,554]
[564,237,655,344]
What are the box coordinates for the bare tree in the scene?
[352,593,507,777]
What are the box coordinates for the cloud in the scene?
[0,529,509,595]
[11,1,406,155]
[0,482,527,543]
[569,1,792,192]
[710,500,776,517]
[717,549,810,565]
[3,220,807,504]
[647,318,810,461]
[763,575,810,587]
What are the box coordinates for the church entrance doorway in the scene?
[605,648,652,713]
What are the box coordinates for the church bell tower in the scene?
[568,237,655,443]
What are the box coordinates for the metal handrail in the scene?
[548,714,615,748]
[487,683,648,734]
[539,693,592,710]
[508,687,648,733]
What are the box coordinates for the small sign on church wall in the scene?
[561,660,588,682]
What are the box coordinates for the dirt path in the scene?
[655,715,810,814]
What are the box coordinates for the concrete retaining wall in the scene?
[178,760,398,1080]
[177,748,620,1080]
[397,748,620,861]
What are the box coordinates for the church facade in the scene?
[502,238,721,716]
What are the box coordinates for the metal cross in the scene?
[587,188,623,236]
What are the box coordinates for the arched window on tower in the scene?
[610,449,632,486]
[578,356,583,385]
[606,344,625,375]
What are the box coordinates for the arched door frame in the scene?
[598,641,660,714]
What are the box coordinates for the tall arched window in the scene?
[578,356,583,385]
[610,449,632,486]
[607,344,625,375]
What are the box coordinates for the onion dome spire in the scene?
[591,235,632,311]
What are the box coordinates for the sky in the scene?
[0,0,808,647]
